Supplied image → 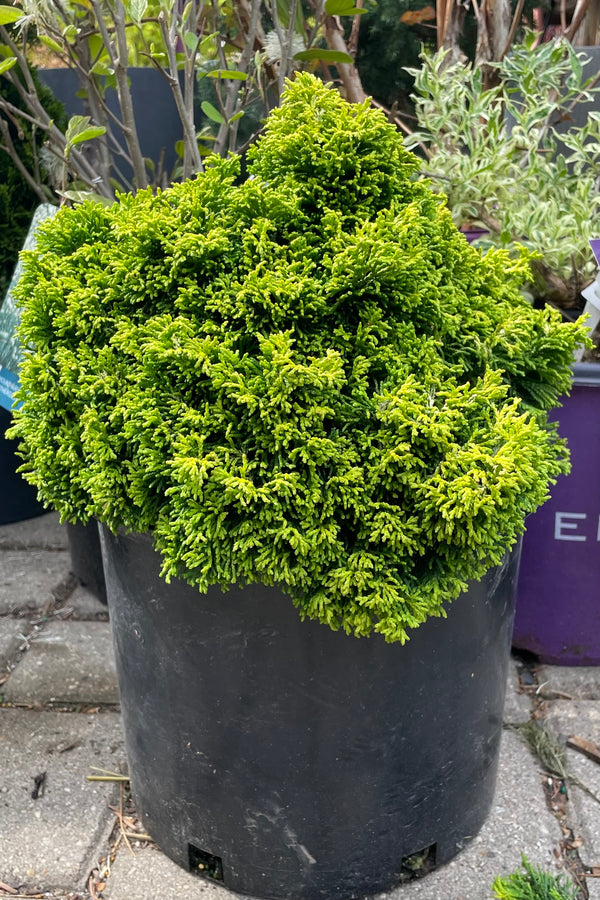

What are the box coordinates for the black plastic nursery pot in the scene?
[66,522,107,605]
[0,406,44,525]
[101,527,521,900]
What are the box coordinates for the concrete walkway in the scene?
[1,513,599,900]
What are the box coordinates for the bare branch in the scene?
[500,0,526,59]
[110,0,149,189]
[0,116,54,203]
[306,0,326,48]
[214,0,262,156]
[0,49,110,197]
[268,0,288,96]
[565,0,594,41]
[347,0,363,57]
[158,10,203,179]
[323,15,366,104]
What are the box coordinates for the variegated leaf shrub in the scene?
[10,74,588,642]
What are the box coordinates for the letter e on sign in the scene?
[554,512,587,542]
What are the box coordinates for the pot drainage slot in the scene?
[399,843,436,882]
[188,844,224,882]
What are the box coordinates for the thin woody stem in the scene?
[323,15,366,104]
[0,116,53,203]
[112,0,149,189]
[158,10,203,179]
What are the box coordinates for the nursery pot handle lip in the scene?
[572,362,600,386]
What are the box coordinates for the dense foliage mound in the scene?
[11,74,587,642]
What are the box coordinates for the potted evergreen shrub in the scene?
[9,75,586,898]
[407,38,600,665]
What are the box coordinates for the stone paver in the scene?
[0,512,68,550]
[537,666,600,701]
[62,584,109,620]
[2,620,119,705]
[0,617,26,670]
[382,730,564,900]
[0,549,71,615]
[104,848,245,900]
[0,708,125,891]
[545,700,600,870]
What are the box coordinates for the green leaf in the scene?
[62,24,79,43]
[0,7,24,25]
[128,0,148,24]
[70,126,106,145]
[275,0,304,31]
[207,69,248,81]
[198,31,219,55]
[0,56,16,75]
[294,48,354,63]
[325,0,367,13]
[90,60,111,76]
[201,101,226,125]
[39,35,64,54]
[65,115,106,148]
[148,42,167,63]
[59,190,114,207]
[181,1,193,24]
[228,110,244,123]
[184,31,198,52]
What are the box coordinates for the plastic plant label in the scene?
[0,204,57,411]
[574,238,600,362]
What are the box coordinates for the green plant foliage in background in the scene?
[10,74,588,642]
[406,37,600,307]
[492,855,580,899]
[0,70,65,298]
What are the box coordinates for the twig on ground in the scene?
[87,774,129,782]
[87,766,129,782]
[567,735,600,766]
[107,783,136,856]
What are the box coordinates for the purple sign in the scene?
[589,238,600,267]
[513,373,600,664]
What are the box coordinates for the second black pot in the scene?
[67,521,107,604]
[0,406,44,524]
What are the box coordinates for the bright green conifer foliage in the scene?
[492,855,579,899]
[10,74,588,642]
